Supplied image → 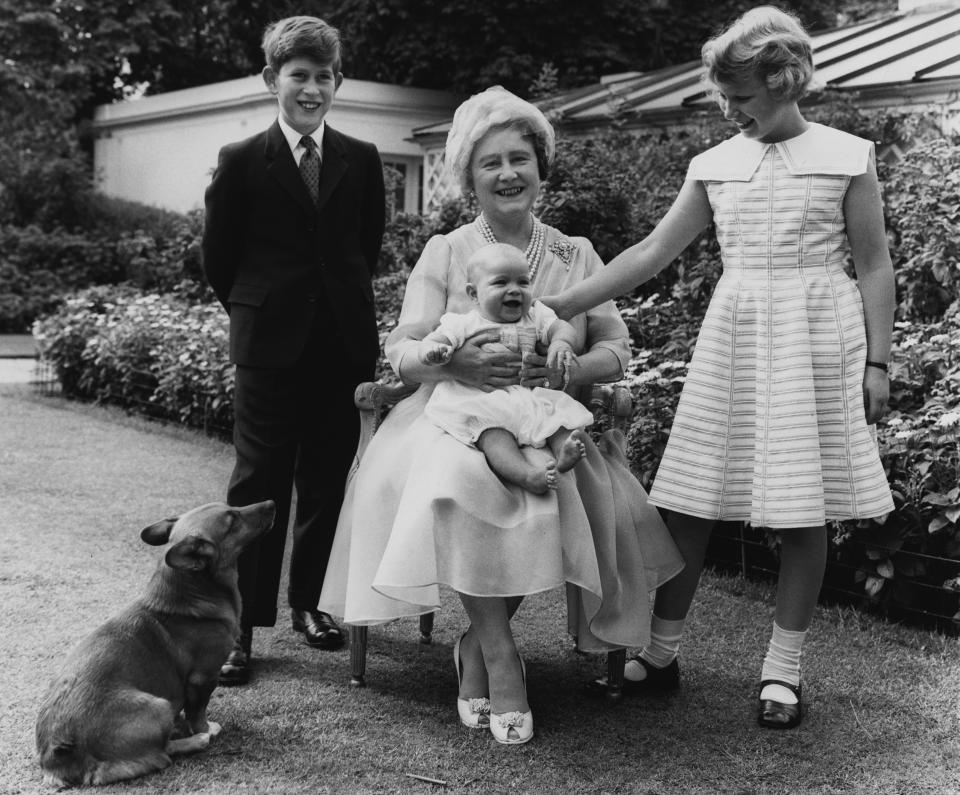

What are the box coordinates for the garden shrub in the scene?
[33,285,233,436]
[883,138,960,322]
[0,225,127,332]
[828,314,960,627]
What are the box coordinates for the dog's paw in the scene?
[207,721,222,738]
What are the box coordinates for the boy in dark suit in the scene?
[202,15,385,685]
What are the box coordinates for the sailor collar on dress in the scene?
[686,122,871,182]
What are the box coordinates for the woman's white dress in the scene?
[319,222,684,652]
[648,123,894,530]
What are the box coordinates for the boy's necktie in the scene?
[299,136,319,205]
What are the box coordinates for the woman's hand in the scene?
[446,329,522,392]
[862,367,889,425]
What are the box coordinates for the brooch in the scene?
[548,238,576,269]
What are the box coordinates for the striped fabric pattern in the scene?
[649,146,894,529]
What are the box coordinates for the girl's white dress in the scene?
[649,123,894,530]
[424,302,594,447]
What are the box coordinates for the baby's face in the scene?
[470,249,532,324]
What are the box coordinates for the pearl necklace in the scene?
[475,214,546,282]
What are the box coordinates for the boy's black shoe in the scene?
[219,627,252,686]
[291,608,345,650]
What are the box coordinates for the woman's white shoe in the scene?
[454,634,490,729]
[490,709,534,745]
[489,655,533,744]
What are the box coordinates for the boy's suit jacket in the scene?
[202,120,385,372]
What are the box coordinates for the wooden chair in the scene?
[346,379,632,700]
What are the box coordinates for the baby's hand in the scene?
[420,342,454,366]
[546,343,577,388]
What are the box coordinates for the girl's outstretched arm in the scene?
[845,152,896,424]
[543,179,713,321]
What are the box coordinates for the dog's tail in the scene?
[39,736,173,787]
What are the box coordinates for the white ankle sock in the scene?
[625,616,684,682]
[760,621,807,704]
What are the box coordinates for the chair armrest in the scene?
[586,383,633,434]
[353,380,419,464]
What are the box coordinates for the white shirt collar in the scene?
[277,116,325,157]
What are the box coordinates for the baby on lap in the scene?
[417,243,592,494]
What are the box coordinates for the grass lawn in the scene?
[2,381,959,794]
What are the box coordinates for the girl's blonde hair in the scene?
[702,6,815,102]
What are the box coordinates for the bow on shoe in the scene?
[495,711,526,729]
[468,698,491,716]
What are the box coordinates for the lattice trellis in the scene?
[421,147,458,213]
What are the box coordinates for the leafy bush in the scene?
[828,314,960,625]
[883,138,960,321]
[0,201,212,331]
[0,225,127,332]
[379,196,478,275]
[33,286,233,435]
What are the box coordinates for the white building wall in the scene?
[92,76,462,215]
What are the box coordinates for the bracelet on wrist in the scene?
[866,360,888,373]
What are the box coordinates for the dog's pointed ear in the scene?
[165,536,218,572]
[140,518,178,546]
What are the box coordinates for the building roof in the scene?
[411,2,960,142]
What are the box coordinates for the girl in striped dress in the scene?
[543,5,895,729]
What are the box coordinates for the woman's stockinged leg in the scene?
[459,593,528,714]
[457,596,524,701]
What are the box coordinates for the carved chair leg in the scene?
[605,648,627,702]
[418,612,435,644]
[349,625,368,687]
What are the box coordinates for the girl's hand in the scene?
[862,366,890,424]
[446,329,521,392]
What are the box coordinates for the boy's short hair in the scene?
[262,16,342,73]
[701,5,814,102]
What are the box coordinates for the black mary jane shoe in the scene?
[585,656,680,698]
[757,679,802,729]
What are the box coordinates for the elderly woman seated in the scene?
[319,86,683,746]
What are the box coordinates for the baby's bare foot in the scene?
[544,460,558,491]
[524,460,557,494]
[556,430,588,473]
